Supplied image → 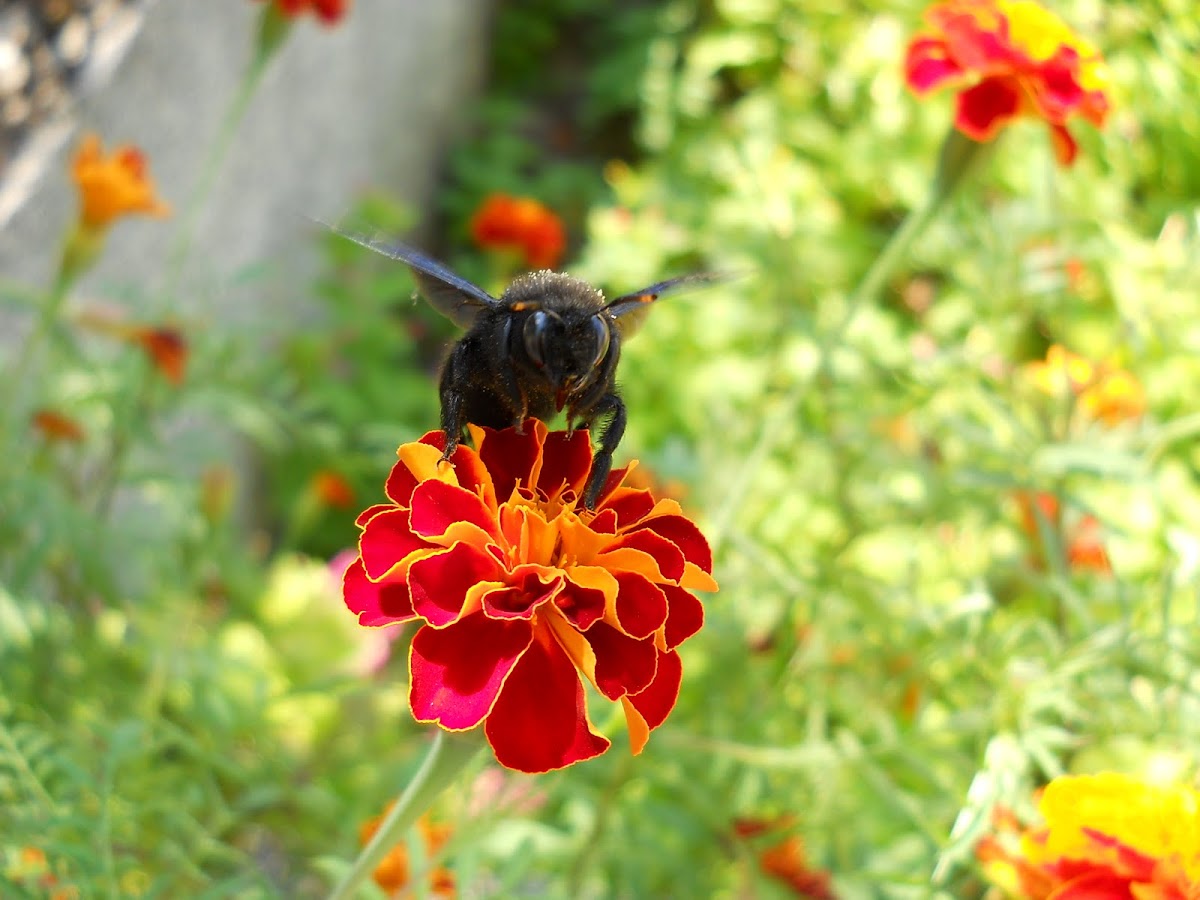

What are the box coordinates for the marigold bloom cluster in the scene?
[344,420,716,773]
[978,773,1200,898]
[905,0,1110,165]
[359,809,455,896]
[71,134,170,231]
[1025,345,1145,426]
[469,194,567,270]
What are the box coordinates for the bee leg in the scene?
[582,392,626,509]
[438,344,470,462]
[500,363,528,433]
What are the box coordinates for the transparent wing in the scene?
[321,220,499,328]
[604,272,727,339]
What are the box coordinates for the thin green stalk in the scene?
[326,730,483,900]
[162,55,270,299]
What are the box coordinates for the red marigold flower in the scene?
[71,134,170,231]
[733,818,838,899]
[1015,491,1111,575]
[905,0,1110,165]
[258,0,349,25]
[343,420,717,773]
[359,810,455,897]
[977,774,1200,898]
[31,409,85,443]
[469,194,567,270]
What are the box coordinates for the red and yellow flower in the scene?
[905,0,1110,165]
[258,0,349,25]
[1025,345,1145,426]
[31,409,85,443]
[359,810,455,897]
[978,774,1200,899]
[469,194,567,270]
[71,134,170,232]
[344,420,716,773]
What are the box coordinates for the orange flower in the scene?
[977,774,1200,899]
[71,134,170,231]
[469,194,566,270]
[129,326,188,385]
[359,810,455,897]
[263,0,349,24]
[905,0,1110,165]
[1025,345,1145,426]
[31,409,85,443]
[312,470,355,508]
[1015,491,1111,574]
[734,819,838,899]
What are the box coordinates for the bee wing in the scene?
[604,272,725,339]
[323,222,500,328]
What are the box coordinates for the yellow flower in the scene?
[71,133,170,231]
[1025,344,1145,426]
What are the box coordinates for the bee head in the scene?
[521,308,612,411]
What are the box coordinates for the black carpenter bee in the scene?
[329,224,719,508]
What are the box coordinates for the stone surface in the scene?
[0,0,491,324]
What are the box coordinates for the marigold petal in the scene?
[592,546,668,583]
[500,504,559,568]
[609,529,687,581]
[598,485,657,530]
[611,572,668,639]
[344,557,416,626]
[355,503,393,528]
[661,584,704,648]
[906,36,963,93]
[620,647,682,755]
[409,480,500,543]
[585,621,658,700]
[408,541,506,626]
[360,508,437,580]
[484,631,611,773]
[681,562,720,593]
[551,568,612,631]
[481,567,565,620]
[409,614,534,730]
[477,420,545,501]
[955,76,1022,140]
[635,514,714,574]
[537,429,593,500]
[1049,121,1079,165]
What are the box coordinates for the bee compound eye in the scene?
[589,315,611,368]
[523,310,551,368]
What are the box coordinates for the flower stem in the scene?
[326,730,482,900]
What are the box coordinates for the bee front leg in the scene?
[582,392,626,509]
[438,343,471,462]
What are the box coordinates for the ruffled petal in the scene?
[661,584,704,648]
[409,614,533,730]
[585,621,658,700]
[905,36,963,93]
[359,508,437,580]
[343,556,416,626]
[408,541,506,626]
[354,503,393,528]
[954,75,1021,140]
[484,632,611,773]
[481,566,564,620]
[409,480,500,543]
[598,485,656,530]
[634,514,714,574]
[620,648,682,755]
[612,571,668,639]
[552,566,613,631]
[476,420,545,501]
[537,428,593,500]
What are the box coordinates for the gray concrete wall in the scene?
[0,0,492,323]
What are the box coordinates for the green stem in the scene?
[326,730,483,900]
[162,55,269,298]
